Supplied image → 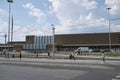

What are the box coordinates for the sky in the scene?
[0,0,120,43]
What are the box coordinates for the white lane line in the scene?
[116,76,120,79]
[112,78,120,80]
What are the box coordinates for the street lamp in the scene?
[7,0,13,58]
[51,24,55,59]
[4,34,7,58]
[107,7,111,52]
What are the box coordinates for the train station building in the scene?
[0,32,120,52]
[55,32,120,51]
[23,32,120,52]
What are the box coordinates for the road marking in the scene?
[112,78,120,80]
[116,76,120,79]
[112,73,120,80]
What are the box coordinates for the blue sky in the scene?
[0,0,120,43]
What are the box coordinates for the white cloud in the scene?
[0,9,6,14]
[0,19,8,33]
[23,3,47,25]
[0,20,26,42]
[105,0,120,15]
[1,0,120,43]
[0,19,47,43]
[49,0,98,25]
[0,8,7,17]
[55,13,108,34]
[112,24,120,32]
[13,25,52,42]
[20,0,120,36]
[81,0,97,10]
[48,0,112,34]
[78,13,94,23]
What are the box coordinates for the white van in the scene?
[75,47,89,52]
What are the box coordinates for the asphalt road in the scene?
[0,62,120,80]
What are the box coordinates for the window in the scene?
[118,33,120,43]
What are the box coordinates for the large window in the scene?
[118,33,120,43]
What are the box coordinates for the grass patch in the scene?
[83,52,120,56]
[57,51,120,56]
[104,52,120,56]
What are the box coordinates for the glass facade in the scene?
[23,36,52,50]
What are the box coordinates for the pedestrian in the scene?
[47,52,50,59]
[102,53,105,62]
[36,53,38,58]
[12,54,15,58]
[19,53,22,60]
[78,51,80,55]
[69,54,73,60]
[48,52,50,57]
[69,53,75,60]
[34,51,36,54]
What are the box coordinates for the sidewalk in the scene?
[0,57,120,71]
[1,52,120,60]
[38,53,120,61]
[41,54,120,61]
[0,57,120,65]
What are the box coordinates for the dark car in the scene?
[92,49,101,52]
[101,49,110,52]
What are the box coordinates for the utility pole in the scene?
[11,14,13,50]
[4,34,7,58]
[107,7,111,52]
[52,24,55,59]
[7,0,13,58]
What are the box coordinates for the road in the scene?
[0,59,120,80]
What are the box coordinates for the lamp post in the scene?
[52,24,55,59]
[4,34,7,58]
[5,34,7,49]
[11,14,13,49]
[107,7,111,52]
[7,0,13,58]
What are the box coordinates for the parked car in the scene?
[92,49,101,52]
[101,49,110,52]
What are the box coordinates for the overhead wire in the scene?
[110,17,120,21]
[13,20,120,35]
[12,14,120,35]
